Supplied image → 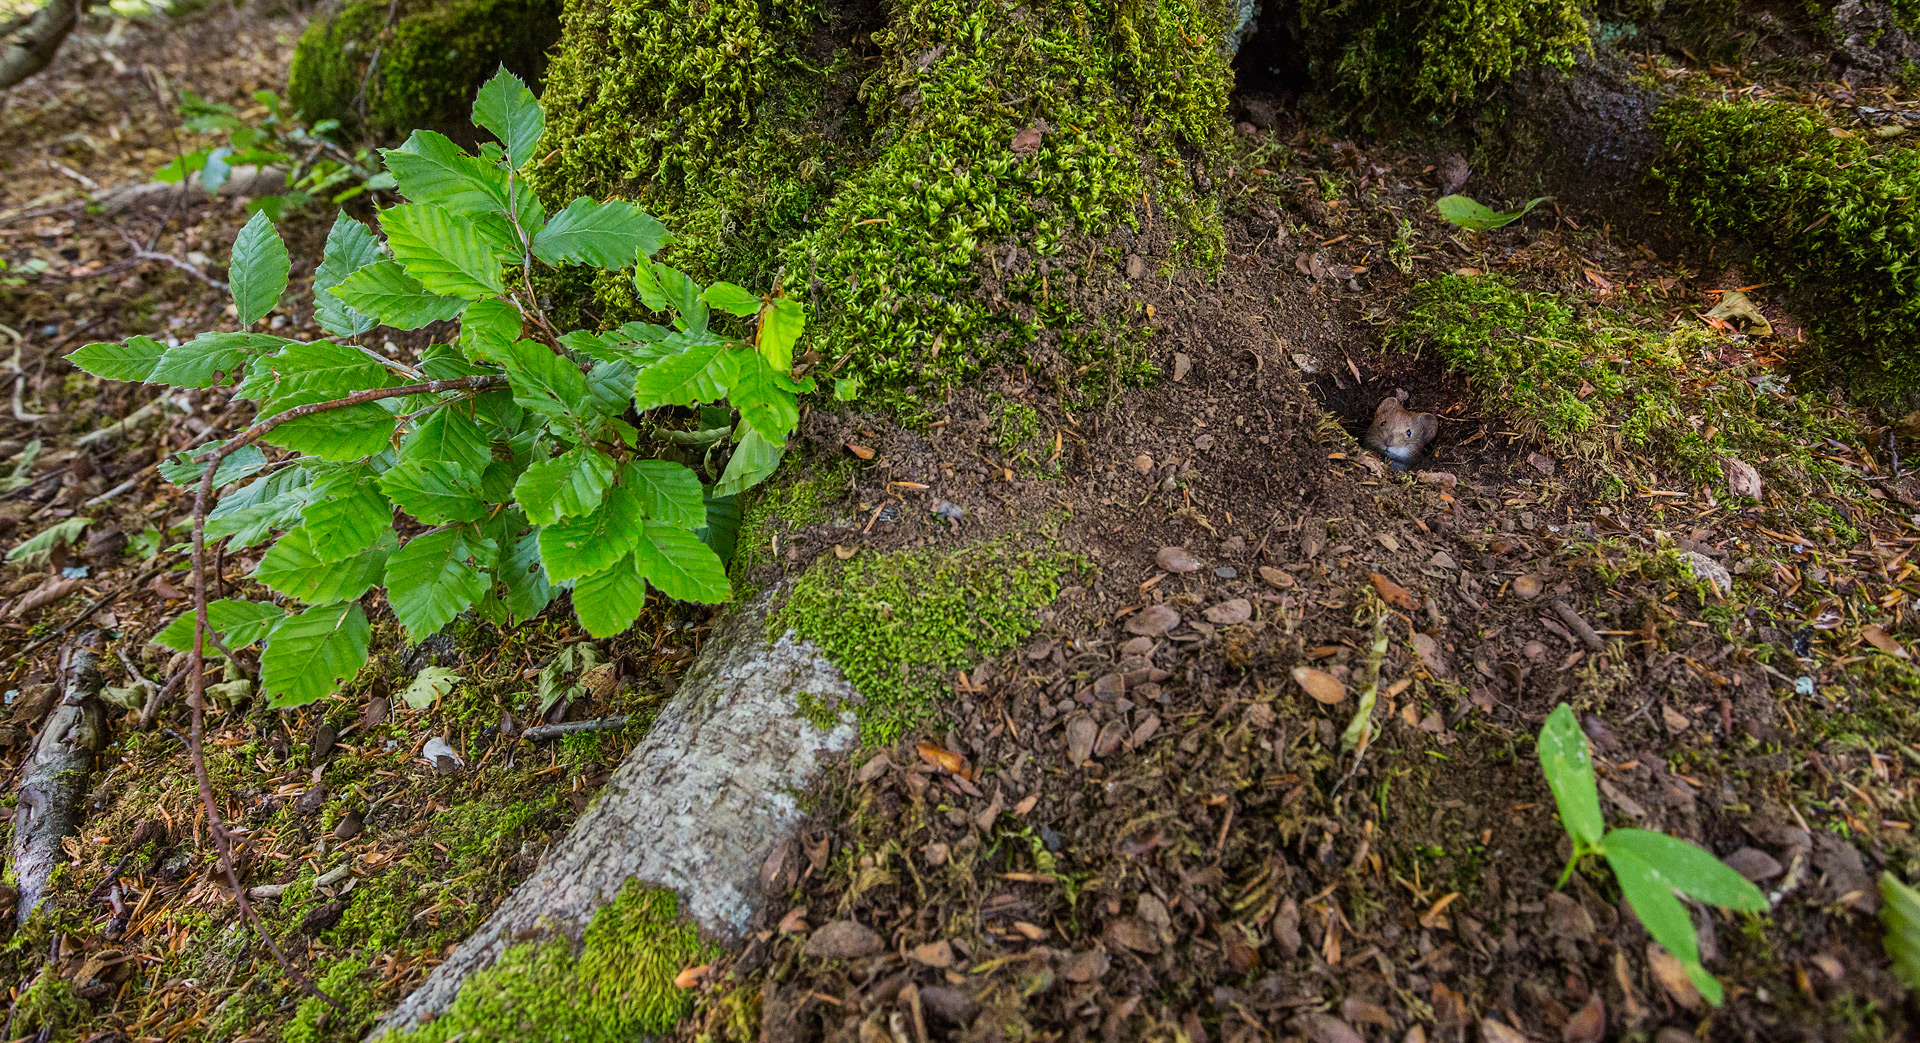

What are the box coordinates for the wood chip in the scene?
[1369,572,1420,610]
[1292,666,1346,705]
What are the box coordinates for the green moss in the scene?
[13,966,83,1041]
[382,881,717,1043]
[287,0,563,142]
[729,466,842,589]
[1652,97,1920,393]
[772,537,1077,743]
[534,0,1233,415]
[1390,274,1866,493]
[285,957,383,1043]
[994,398,1043,455]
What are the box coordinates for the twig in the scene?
[1550,599,1606,652]
[520,715,630,742]
[0,560,175,676]
[74,395,173,446]
[115,229,227,289]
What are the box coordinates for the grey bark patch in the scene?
[14,636,106,923]
[372,592,858,1036]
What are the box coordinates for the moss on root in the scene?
[379,881,716,1043]
[1652,96,1920,393]
[771,537,1077,743]
[287,0,563,141]
[1390,273,1865,498]
[533,0,1235,415]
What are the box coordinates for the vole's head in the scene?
[1362,397,1440,467]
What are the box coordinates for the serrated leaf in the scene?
[712,422,784,497]
[1538,703,1605,850]
[158,441,268,490]
[259,601,370,708]
[584,359,636,417]
[205,466,309,548]
[261,403,398,462]
[731,351,799,443]
[538,482,645,581]
[400,666,463,709]
[254,527,393,604]
[69,335,166,383]
[154,599,286,652]
[380,203,505,299]
[402,405,493,473]
[652,263,707,333]
[331,260,472,330]
[381,130,508,215]
[515,446,614,526]
[472,66,544,169]
[299,467,393,562]
[630,332,734,411]
[497,339,592,419]
[572,553,646,638]
[531,197,668,269]
[634,521,730,604]
[150,332,287,388]
[758,296,805,372]
[622,459,704,529]
[379,459,489,525]
[697,493,740,563]
[239,340,391,412]
[384,527,492,642]
[419,344,492,382]
[1600,830,1768,912]
[632,260,669,310]
[702,281,761,317]
[1608,848,1721,1006]
[313,211,382,337]
[6,518,87,568]
[496,520,552,624]
[458,298,523,362]
[229,210,290,326]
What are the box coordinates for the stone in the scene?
[1125,604,1181,636]
[807,920,884,959]
[1724,846,1784,882]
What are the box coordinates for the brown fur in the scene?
[1362,397,1440,468]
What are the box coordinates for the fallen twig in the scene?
[520,715,630,742]
[1550,599,1606,652]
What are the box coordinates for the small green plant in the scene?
[155,88,395,220]
[1537,703,1767,1006]
[1435,193,1550,231]
[73,68,810,708]
[1882,872,1920,991]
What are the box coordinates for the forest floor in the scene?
[0,6,1916,1043]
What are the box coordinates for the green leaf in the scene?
[402,405,494,473]
[259,601,370,708]
[531,197,668,269]
[312,211,382,337]
[158,442,268,490]
[497,339,592,419]
[299,467,393,562]
[1600,830,1768,912]
[572,553,646,638]
[585,359,636,416]
[496,521,552,624]
[632,260,669,310]
[330,260,472,330]
[472,66,544,169]
[239,340,392,412]
[69,335,166,383]
[652,263,707,333]
[758,296,805,372]
[833,375,862,402]
[381,130,508,215]
[515,446,615,526]
[634,521,730,604]
[229,210,290,326]
[701,281,761,317]
[154,599,286,652]
[380,203,505,299]
[622,459,704,529]
[1880,873,1920,992]
[400,666,462,709]
[379,459,490,525]
[261,403,398,462]
[6,518,87,568]
[384,528,492,642]
[1537,703,1605,851]
[254,527,393,604]
[629,332,734,411]
[205,467,309,548]
[150,332,286,388]
[1608,847,1722,1006]
[458,298,523,362]
[712,422,784,498]
[1436,194,1551,232]
[731,351,800,443]
[538,483,645,581]
[697,493,740,563]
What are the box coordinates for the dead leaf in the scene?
[1646,942,1703,1009]
[856,754,893,783]
[9,577,83,618]
[1125,604,1181,636]
[1065,715,1098,765]
[845,443,875,460]
[1563,993,1605,1043]
[1705,289,1772,336]
[1511,573,1545,599]
[833,543,857,559]
[1292,666,1346,705]
[777,907,809,933]
[1155,546,1200,573]
[1369,572,1421,611]
[1011,125,1044,153]
[1013,921,1046,940]
[1662,705,1691,732]
[909,940,955,968]
[1724,457,1763,499]
[150,572,185,600]
[1862,624,1909,658]
[1410,632,1450,677]
[915,741,966,775]
[1203,598,1252,625]
[673,964,710,989]
[1478,1018,1529,1043]
[1258,565,1295,589]
[1172,353,1192,382]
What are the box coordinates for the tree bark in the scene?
[12,633,106,922]
[373,591,859,1036]
[0,0,82,92]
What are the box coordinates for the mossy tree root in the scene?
[12,634,107,923]
[371,592,859,1037]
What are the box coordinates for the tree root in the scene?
[12,633,107,922]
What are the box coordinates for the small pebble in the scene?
[1215,566,1237,579]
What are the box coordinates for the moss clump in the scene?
[1391,274,1864,492]
[1652,97,1920,393]
[287,0,563,142]
[382,881,717,1043]
[729,466,843,590]
[13,967,84,1040]
[773,538,1076,743]
[1252,0,1589,118]
[534,0,1233,415]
